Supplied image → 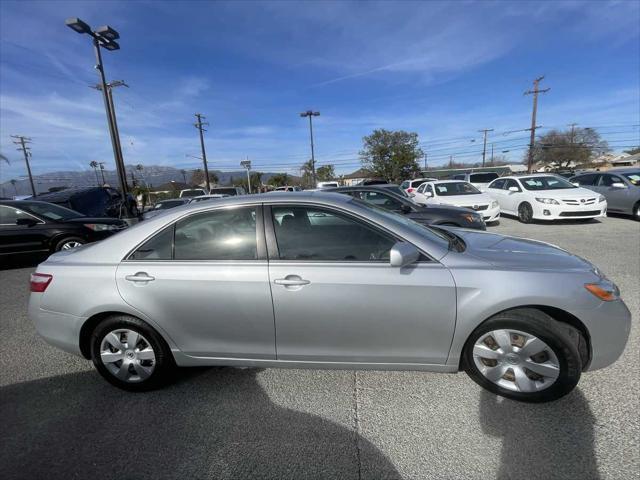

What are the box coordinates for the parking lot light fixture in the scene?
[95,25,120,41]
[300,110,320,186]
[65,17,92,34]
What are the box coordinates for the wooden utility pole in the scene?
[194,113,211,192]
[11,135,36,196]
[524,76,550,173]
[478,129,494,167]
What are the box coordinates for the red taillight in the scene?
[30,273,52,293]
[407,188,414,193]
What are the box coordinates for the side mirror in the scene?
[16,217,38,227]
[571,182,580,187]
[508,186,519,192]
[425,191,433,197]
[611,182,626,189]
[390,241,420,268]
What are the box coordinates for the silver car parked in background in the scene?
[29,192,631,402]
[570,168,640,220]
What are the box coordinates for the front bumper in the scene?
[532,201,607,220]
[482,205,500,223]
[578,299,631,371]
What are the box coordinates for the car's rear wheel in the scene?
[633,202,640,221]
[462,309,582,403]
[90,315,175,391]
[517,202,534,223]
[55,236,85,251]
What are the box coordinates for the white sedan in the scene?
[485,175,607,223]
[413,180,500,223]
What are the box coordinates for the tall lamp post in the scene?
[65,17,134,218]
[240,159,252,193]
[300,110,320,187]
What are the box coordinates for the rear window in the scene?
[469,173,499,183]
[210,188,239,196]
[410,179,428,188]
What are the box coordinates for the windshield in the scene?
[434,182,480,196]
[156,200,185,209]
[622,172,640,186]
[520,176,577,191]
[469,173,498,183]
[211,188,239,195]
[22,201,83,220]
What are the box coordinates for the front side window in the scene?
[504,179,521,191]
[271,206,394,262]
[360,191,404,211]
[417,183,427,193]
[174,207,257,260]
[622,172,640,186]
[599,174,624,187]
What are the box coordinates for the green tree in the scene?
[300,159,314,187]
[190,169,218,186]
[268,173,289,187]
[531,127,609,169]
[360,129,422,183]
[316,165,335,182]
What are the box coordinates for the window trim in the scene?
[124,204,266,262]
[263,203,432,264]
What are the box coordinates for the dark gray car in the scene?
[570,169,640,220]
[326,185,487,230]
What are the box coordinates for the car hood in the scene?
[452,229,594,272]
[416,204,474,214]
[65,217,127,226]
[524,186,599,200]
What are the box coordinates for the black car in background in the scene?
[326,185,487,230]
[31,187,137,218]
[0,200,127,257]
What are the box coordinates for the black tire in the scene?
[462,308,582,403]
[90,315,176,391]
[54,236,85,252]
[517,202,534,224]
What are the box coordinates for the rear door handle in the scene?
[125,272,155,282]
[274,276,310,287]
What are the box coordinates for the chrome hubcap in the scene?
[61,241,83,250]
[473,329,560,393]
[100,329,156,383]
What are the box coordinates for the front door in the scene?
[0,205,49,255]
[116,205,276,359]
[266,204,457,365]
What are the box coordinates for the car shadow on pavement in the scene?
[0,255,43,271]
[0,367,400,480]
[479,388,599,480]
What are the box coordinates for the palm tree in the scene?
[10,179,17,195]
[180,169,187,183]
[89,161,100,185]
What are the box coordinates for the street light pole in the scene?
[194,113,211,192]
[300,110,320,186]
[99,162,106,185]
[241,159,252,193]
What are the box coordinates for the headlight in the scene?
[598,195,606,203]
[83,223,121,232]
[490,200,498,208]
[461,213,483,223]
[535,197,560,205]
[585,281,620,302]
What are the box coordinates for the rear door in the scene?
[266,204,456,364]
[116,204,276,359]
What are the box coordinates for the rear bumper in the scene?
[28,294,84,357]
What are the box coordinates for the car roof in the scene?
[606,167,640,173]
[428,179,469,184]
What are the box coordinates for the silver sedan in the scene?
[28,192,631,402]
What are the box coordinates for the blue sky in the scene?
[1,0,639,182]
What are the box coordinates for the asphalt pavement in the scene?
[1,214,638,479]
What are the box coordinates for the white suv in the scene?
[485,175,607,223]
[400,178,436,196]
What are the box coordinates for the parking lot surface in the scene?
[1,215,638,479]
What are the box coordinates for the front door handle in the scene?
[274,276,310,287]
[125,272,155,282]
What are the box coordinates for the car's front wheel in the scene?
[55,236,85,251]
[517,202,534,223]
[462,309,582,403]
[90,315,175,391]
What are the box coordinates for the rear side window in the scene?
[174,207,257,260]
[129,227,173,260]
[488,179,505,189]
[572,174,598,186]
